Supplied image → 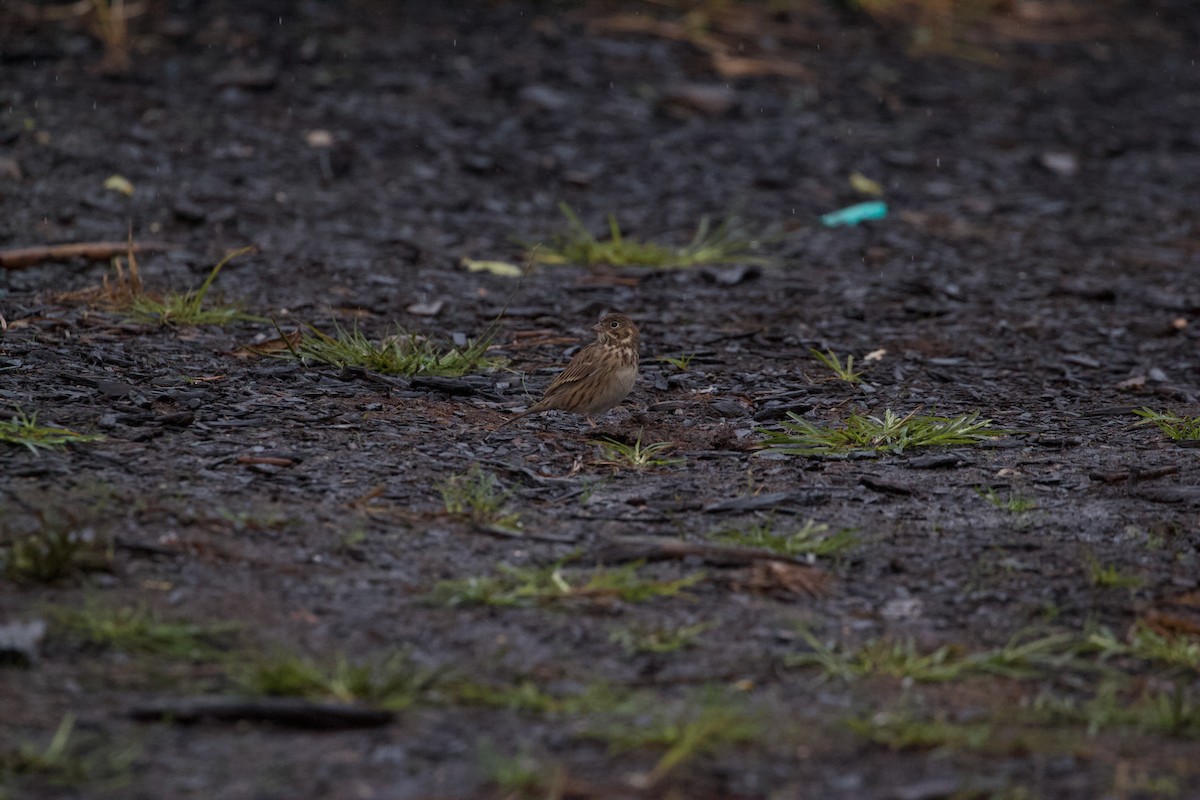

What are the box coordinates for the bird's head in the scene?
[592,313,639,348]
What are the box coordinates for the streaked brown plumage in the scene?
[500,313,639,427]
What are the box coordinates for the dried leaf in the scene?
[731,560,830,598]
[304,129,334,148]
[864,348,887,363]
[849,172,885,196]
[104,174,134,196]
[711,52,814,81]
[406,299,445,316]
[462,258,523,277]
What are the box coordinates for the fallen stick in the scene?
[129,697,396,730]
[0,240,176,270]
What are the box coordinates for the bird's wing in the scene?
[540,343,606,400]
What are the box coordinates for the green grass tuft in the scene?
[1086,558,1142,590]
[439,464,520,529]
[2,518,112,584]
[240,652,434,710]
[0,410,104,454]
[441,679,625,715]
[1134,408,1200,441]
[294,323,501,377]
[477,741,565,799]
[428,561,704,608]
[1032,679,1200,738]
[811,348,862,384]
[50,603,235,660]
[125,247,262,326]
[0,713,137,787]
[592,430,685,469]
[657,352,696,371]
[788,629,1091,683]
[1085,622,1200,672]
[532,203,768,269]
[609,621,709,655]
[586,693,759,785]
[759,409,1002,455]
[710,517,858,558]
[847,712,995,752]
[977,486,1038,514]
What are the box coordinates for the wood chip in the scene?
[729,561,831,598]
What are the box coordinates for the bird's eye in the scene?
[610,321,620,329]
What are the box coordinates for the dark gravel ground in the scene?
[2,1,1200,798]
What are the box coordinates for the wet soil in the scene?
[2,1,1200,798]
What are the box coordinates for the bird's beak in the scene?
[591,323,603,333]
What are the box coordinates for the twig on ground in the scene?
[0,240,176,270]
[128,697,395,730]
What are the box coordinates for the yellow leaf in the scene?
[104,174,134,196]
[461,258,524,277]
[849,172,883,197]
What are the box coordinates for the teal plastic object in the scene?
[820,201,889,227]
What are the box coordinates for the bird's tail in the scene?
[495,406,536,429]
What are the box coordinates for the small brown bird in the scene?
[500,312,640,427]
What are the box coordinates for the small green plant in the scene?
[977,486,1038,514]
[0,713,136,787]
[533,203,767,269]
[477,741,565,800]
[428,561,703,608]
[789,630,966,682]
[51,603,235,660]
[1134,408,1200,441]
[847,711,994,752]
[1086,558,1142,590]
[213,507,292,532]
[1085,622,1200,672]
[588,694,758,786]
[442,679,624,715]
[1032,679,1200,738]
[609,621,709,655]
[2,517,111,583]
[438,465,520,529]
[293,323,500,377]
[0,714,80,782]
[241,652,433,710]
[446,681,566,714]
[657,352,695,371]
[126,247,262,326]
[788,629,1090,683]
[0,411,104,454]
[335,526,367,554]
[759,409,1002,455]
[811,348,862,384]
[709,517,858,558]
[592,430,685,469]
